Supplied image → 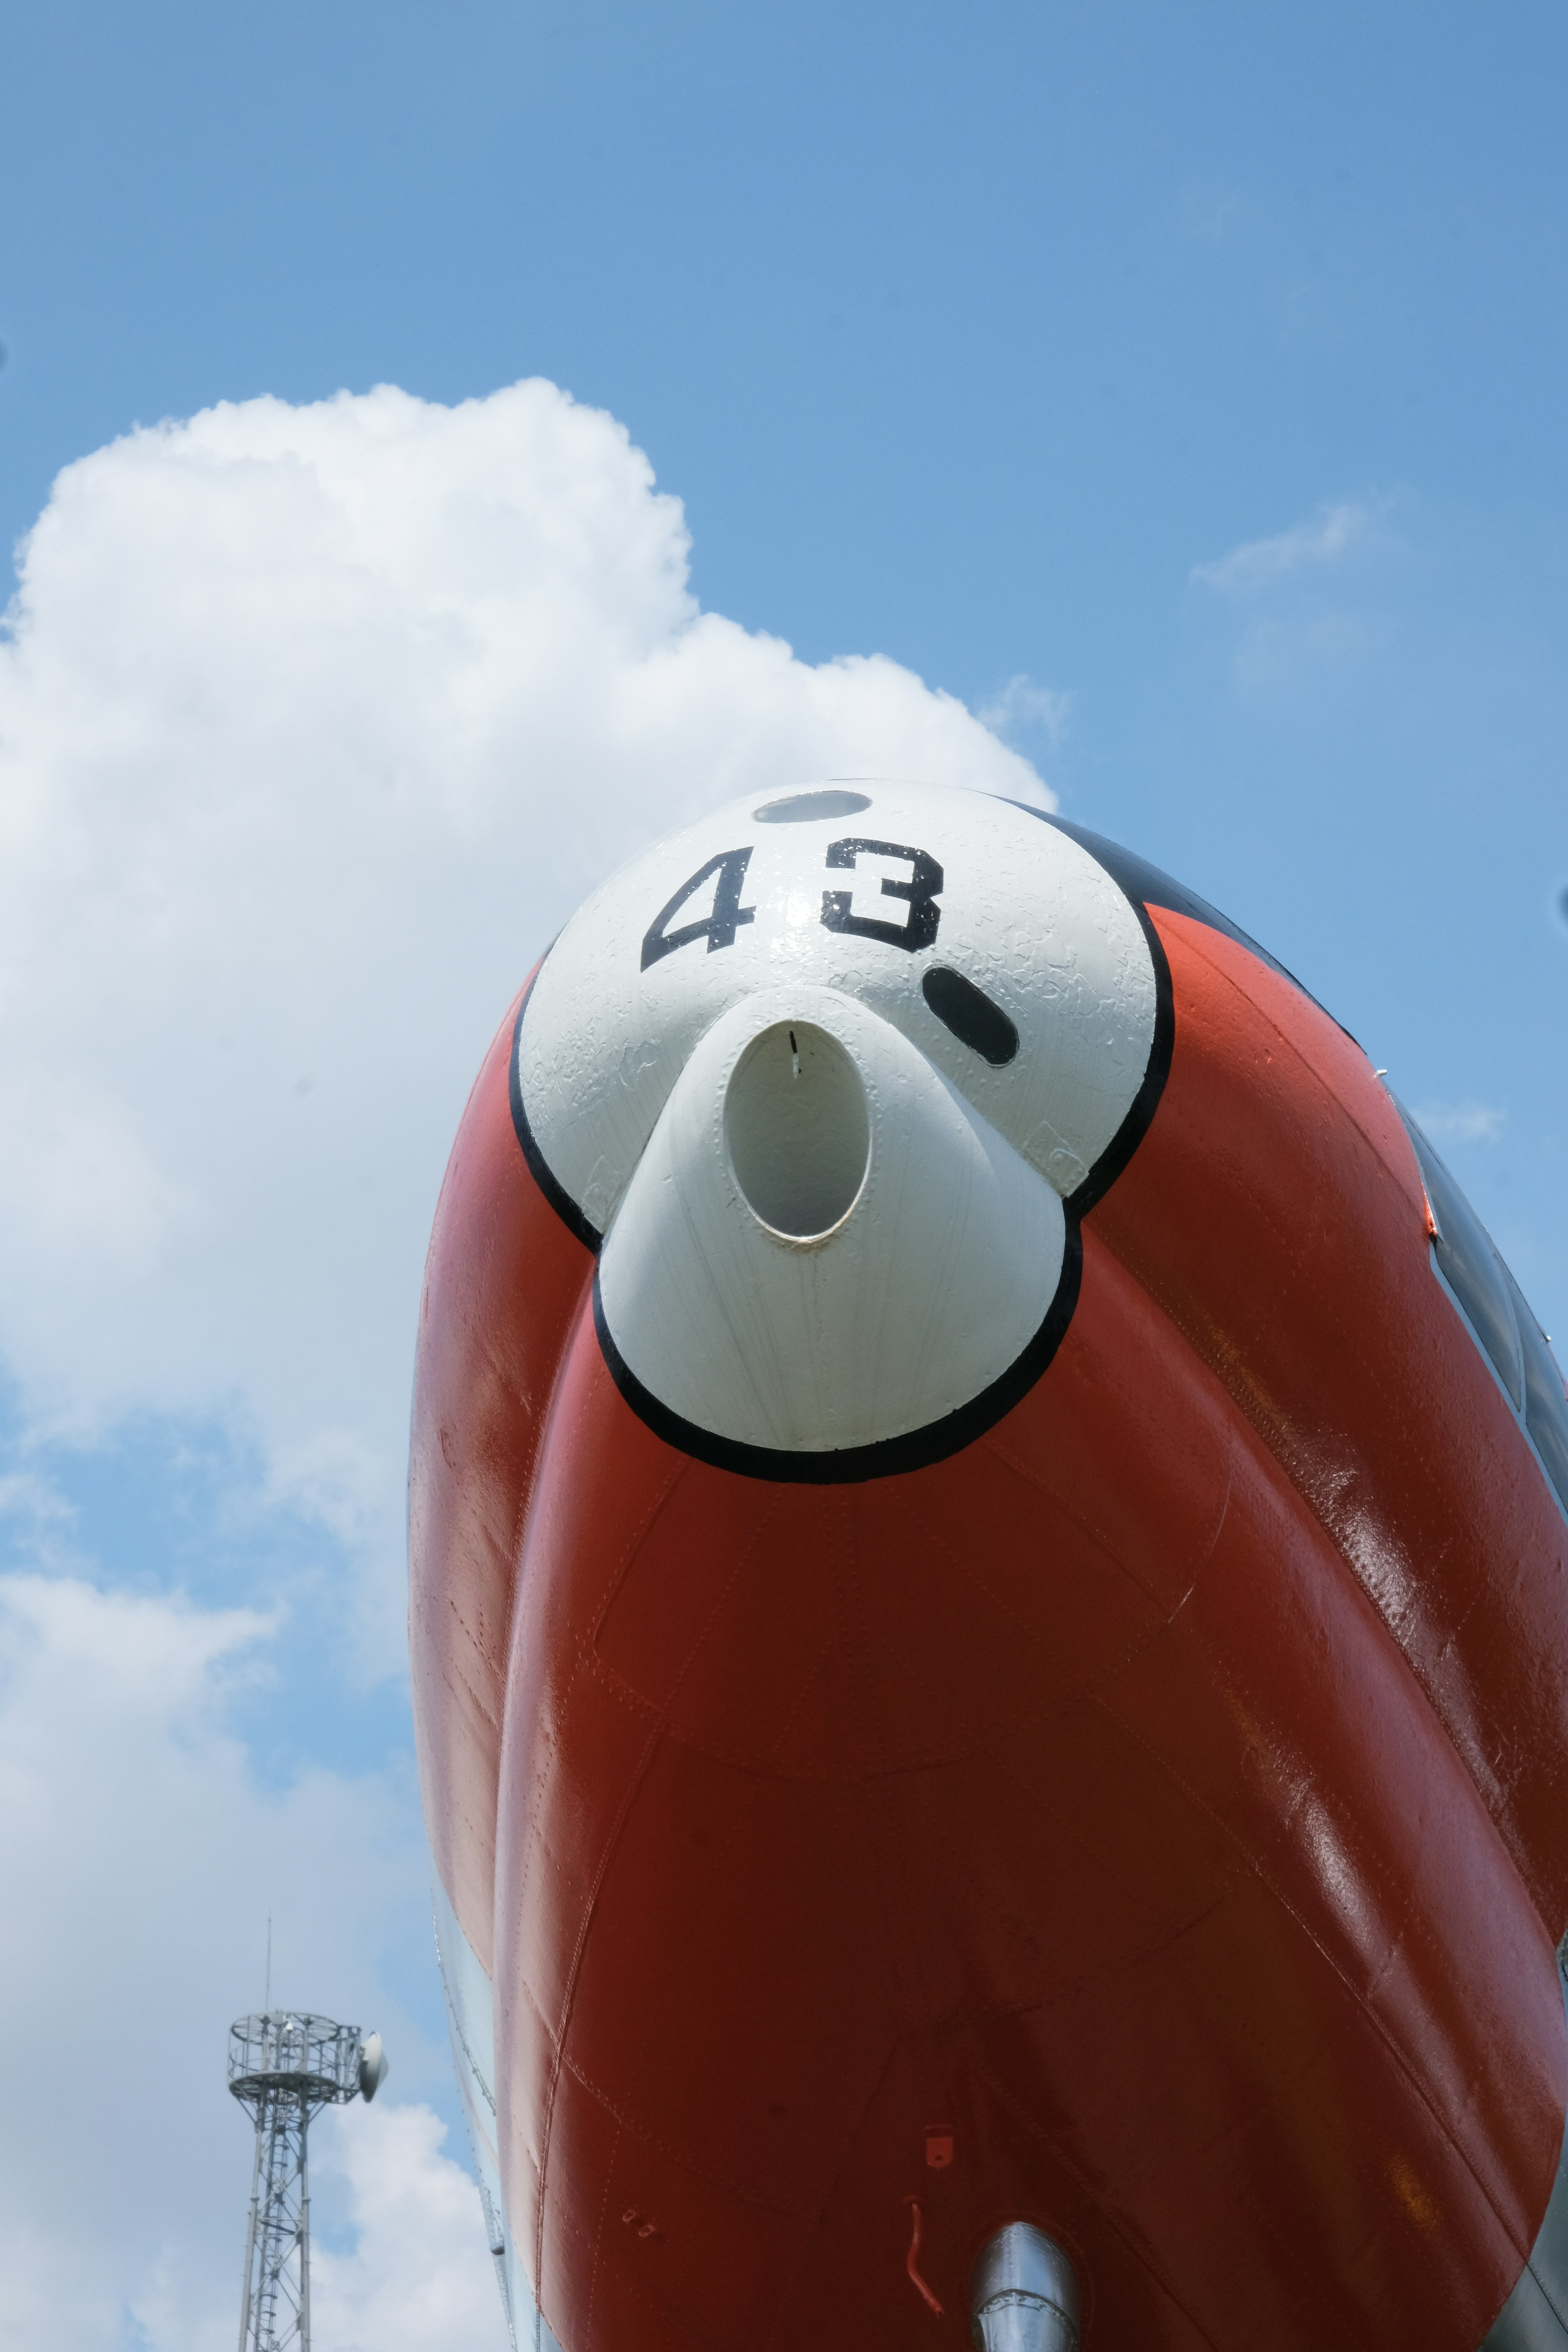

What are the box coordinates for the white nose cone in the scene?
[515,782,1163,1477]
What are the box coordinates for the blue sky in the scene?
[6,0,1565,1234]
[1,4,1564,2344]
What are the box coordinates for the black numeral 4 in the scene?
[641,848,757,970]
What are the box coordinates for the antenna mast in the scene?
[228,2010,388,2352]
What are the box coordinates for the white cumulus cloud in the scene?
[0,1568,497,2352]
[310,2103,512,2352]
[0,379,1045,1651]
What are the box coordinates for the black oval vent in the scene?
[921,967,1019,1066]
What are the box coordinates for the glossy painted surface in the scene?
[410,801,1568,2350]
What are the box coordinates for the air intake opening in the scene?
[724,1021,869,1239]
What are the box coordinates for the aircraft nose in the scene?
[512,781,1166,1476]
[594,984,1065,1466]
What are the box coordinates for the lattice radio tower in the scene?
[228,1997,389,2352]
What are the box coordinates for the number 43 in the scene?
[640,838,943,971]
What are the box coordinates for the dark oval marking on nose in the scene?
[921,967,1019,1066]
[753,788,871,823]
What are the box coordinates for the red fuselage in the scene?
[411,802,1568,2351]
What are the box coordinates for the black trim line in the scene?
[1067,892,1174,1220]
[508,966,603,1256]
[591,1224,1084,1486]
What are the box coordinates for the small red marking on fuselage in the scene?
[902,2198,944,2316]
